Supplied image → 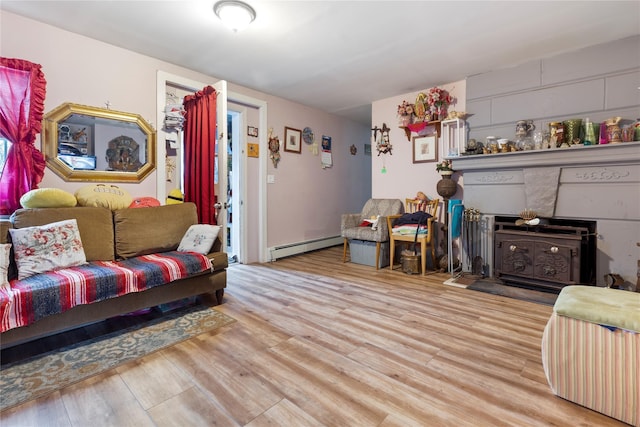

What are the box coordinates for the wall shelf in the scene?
[400,120,441,141]
[450,141,640,171]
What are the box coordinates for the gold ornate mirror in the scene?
[43,103,156,182]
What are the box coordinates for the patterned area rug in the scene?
[0,305,235,411]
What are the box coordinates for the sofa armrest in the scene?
[206,251,228,271]
[374,215,391,241]
[0,220,11,244]
[341,213,361,232]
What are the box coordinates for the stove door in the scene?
[533,240,578,284]
[496,237,534,278]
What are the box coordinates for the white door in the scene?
[212,80,229,250]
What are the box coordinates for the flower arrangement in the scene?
[397,100,415,126]
[426,86,454,119]
[397,100,414,118]
[426,87,453,109]
[436,159,454,173]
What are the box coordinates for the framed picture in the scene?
[284,126,302,153]
[412,134,437,163]
[247,126,258,137]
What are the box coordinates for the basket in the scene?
[401,250,421,275]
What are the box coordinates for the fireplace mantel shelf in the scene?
[450,141,640,171]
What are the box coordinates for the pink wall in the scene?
[371,81,466,223]
[1,11,371,262]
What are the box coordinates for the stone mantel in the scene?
[449,141,640,287]
[449,142,640,171]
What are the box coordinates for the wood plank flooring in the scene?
[0,246,626,426]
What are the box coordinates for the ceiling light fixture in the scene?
[213,0,256,32]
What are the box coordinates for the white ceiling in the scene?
[2,1,639,125]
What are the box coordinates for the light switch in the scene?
[267,174,275,184]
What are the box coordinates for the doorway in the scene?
[156,71,268,264]
[227,110,241,263]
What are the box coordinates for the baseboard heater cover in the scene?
[269,236,342,261]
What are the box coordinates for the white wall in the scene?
[1,10,371,263]
[371,80,467,217]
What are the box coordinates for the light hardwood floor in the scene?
[0,246,626,426]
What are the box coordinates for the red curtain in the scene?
[0,57,47,215]
[182,85,217,225]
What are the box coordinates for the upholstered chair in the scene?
[341,198,404,269]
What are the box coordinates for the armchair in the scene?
[341,199,404,269]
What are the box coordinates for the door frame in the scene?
[227,108,242,261]
[156,71,268,263]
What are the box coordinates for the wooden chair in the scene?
[386,197,439,275]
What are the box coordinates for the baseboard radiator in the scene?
[268,236,342,261]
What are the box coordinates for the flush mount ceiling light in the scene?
[213,0,256,32]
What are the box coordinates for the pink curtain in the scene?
[0,57,47,215]
[182,85,217,225]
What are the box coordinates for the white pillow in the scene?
[177,224,221,255]
[9,219,87,280]
[0,243,10,289]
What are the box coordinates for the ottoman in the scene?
[541,285,639,425]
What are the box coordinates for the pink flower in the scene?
[397,100,413,117]
[436,159,454,173]
[426,87,454,109]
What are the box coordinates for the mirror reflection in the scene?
[43,103,156,182]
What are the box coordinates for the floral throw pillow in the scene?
[9,219,87,280]
[177,224,221,255]
[1,243,10,289]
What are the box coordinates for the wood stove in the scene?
[494,216,596,292]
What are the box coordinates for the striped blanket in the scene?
[0,251,212,333]
[392,224,428,236]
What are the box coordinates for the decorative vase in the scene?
[563,119,583,145]
[438,107,447,121]
[515,120,535,138]
[549,122,563,148]
[436,173,457,199]
[606,117,622,143]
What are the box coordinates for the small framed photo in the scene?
[247,126,258,137]
[284,126,302,153]
[412,134,438,163]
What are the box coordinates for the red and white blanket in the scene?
[0,251,212,333]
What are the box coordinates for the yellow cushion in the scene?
[75,184,133,211]
[166,188,184,205]
[20,188,77,208]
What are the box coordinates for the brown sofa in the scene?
[0,202,227,348]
